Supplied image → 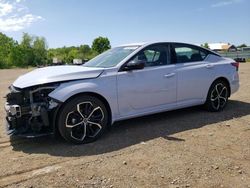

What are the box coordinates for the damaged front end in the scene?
[5,84,61,138]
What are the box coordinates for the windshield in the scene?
[83,46,140,68]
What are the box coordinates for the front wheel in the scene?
[57,95,109,144]
[204,80,229,112]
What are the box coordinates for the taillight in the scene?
[231,62,239,71]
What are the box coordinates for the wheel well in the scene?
[212,77,231,97]
[53,92,112,133]
[83,92,112,126]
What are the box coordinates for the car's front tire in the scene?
[57,95,109,144]
[205,80,229,112]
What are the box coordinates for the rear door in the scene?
[172,43,215,106]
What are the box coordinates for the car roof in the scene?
[117,42,148,47]
[116,41,221,57]
[117,41,202,47]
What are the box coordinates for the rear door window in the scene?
[173,44,208,63]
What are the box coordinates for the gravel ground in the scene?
[0,64,250,188]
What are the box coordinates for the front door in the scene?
[117,44,177,117]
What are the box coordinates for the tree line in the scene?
[0,32,111,69]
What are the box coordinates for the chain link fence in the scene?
[218,51,250,62]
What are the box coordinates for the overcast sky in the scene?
[0,0,249,48]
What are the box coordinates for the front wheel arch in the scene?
[56,93,111,144]
[54,92,112,136]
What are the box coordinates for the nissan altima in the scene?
[5,42,240,144]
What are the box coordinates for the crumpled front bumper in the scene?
[5,118,53,138]
[5,118,16,135]
[5,103,22,135]
[4,102,54,138]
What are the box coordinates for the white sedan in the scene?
[5,42,240,144]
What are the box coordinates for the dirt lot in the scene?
[0,64,250,188]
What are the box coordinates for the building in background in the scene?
[242,47,250,52]
[52,58,63,65]
[73,59,89,65]
[208,43,237,52]
[73,59,83,65]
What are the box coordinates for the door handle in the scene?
[164,73,176,78]
[206,64,214,69]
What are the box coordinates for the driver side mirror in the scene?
[123,60,145,71]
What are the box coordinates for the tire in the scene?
[204,80,229,112]
[57,95,109,144]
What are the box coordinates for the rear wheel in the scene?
[58,95,109,144]
[205,80,229,112]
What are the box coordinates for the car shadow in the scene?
[10,100,250,157]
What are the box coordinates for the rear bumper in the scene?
[230,80,240,95]
[230,71,240,96]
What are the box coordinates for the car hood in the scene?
[13,65,104,89]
